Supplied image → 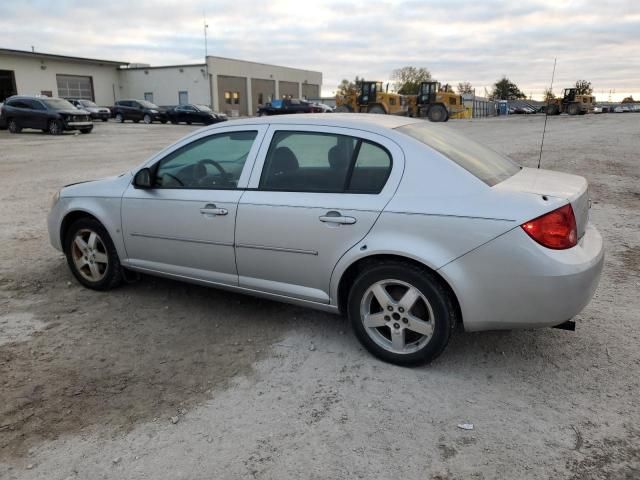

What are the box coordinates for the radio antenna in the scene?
[538,57,557,169]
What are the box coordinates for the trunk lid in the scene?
[495,167,590,239]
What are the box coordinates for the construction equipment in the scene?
[335,81,408,115]
[546,88,595,115]
[406,81,466,122]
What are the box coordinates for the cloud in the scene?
[0,0,638,99]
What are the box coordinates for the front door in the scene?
[121,126,266,285]
[235,125,403,303]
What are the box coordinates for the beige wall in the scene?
[119,65,209,106]
[0,53,121,105]
[217,75,248,116]
[302,83,320,100]
[207,56,322,113]
[278,81,298,99]
[251,78,275,110]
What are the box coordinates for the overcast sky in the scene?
[1,0,638,100]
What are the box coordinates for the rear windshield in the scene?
[396,123,521,186]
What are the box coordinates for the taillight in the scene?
[521,204,577,250]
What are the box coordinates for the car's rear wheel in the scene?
[143,114,152,124]
[115,113,124,123]
[8,119,21,133]
[348,261,456,365]
[64,218,122,291]
[48,120,63,135]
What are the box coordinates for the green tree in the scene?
[457,82,474,95]
[491,76,526,100]
[337,76,362,96]
[575,80,592,95]
[391,66,431,95]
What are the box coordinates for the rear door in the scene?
[235,124,404,303]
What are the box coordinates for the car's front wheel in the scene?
[48,120,63,135]
[64,218,122,291]
[115,113,124,123]
[143,114,152,124]
[348,261,456,366]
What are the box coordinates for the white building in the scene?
[0,48,323,116]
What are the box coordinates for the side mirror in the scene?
[133,168,153,188]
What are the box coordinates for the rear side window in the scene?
[259,131,392,193]
[396,123,520,186]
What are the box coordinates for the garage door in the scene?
[56,74,94,100]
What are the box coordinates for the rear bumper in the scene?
[439,223,604,331]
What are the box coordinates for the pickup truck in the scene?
[257,99,322,116]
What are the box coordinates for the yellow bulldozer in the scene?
[335,81,408,115]
[546,88,595,115]
[406,81,466,122]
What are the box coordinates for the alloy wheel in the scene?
[71,229,109,282]
[360,279,434,355]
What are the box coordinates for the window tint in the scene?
[259,131,391,193]
[396,123,520,186]
[348,141,392,193]
[154,131,257,189]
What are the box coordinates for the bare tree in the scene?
[337,76,362,97]
[543,88,556,101]
[457,82,474,95]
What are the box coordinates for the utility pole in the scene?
[203,12,211,107]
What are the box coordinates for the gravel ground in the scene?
[0,114,638,479]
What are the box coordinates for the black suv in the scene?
[2,96,93,135]
[111,100,168,124]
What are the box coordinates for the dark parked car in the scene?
[257,98,322,116]
[0,102,6,129]
[167,104,228,125]
[1,95,93,135]
[67,99,111,121]
[111,99,168,124]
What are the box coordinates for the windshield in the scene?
[79,100,98,107]
[195,105,212,112]
[138,100,159,109]
[396,123,521,186]
[42,98,76,110]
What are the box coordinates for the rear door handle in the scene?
[319,211,357,225]
[200,203,228,216]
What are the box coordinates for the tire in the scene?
[427,105,448,122]
[546,104,559,115]
[115,113,124,123]
[335,105,353,113]
[48,119,63,135]
[79,127,93,134]
[567,103,580,116]
[367,105,386,114]
[347,261,456,366]
[143,114,152,124]
[64,218,122,291]
[8,119,21,134]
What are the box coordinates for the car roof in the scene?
[221,113,423,132]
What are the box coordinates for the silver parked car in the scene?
[47,114,604,365]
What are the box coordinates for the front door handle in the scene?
[319,211,357,225]
[200,203,228,216]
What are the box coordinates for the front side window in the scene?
[154,131,257,189]
[259,131,392,193]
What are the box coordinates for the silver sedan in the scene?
[47,114,604,365]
